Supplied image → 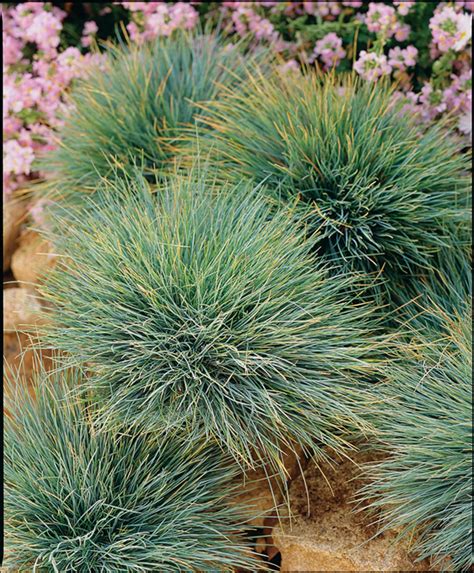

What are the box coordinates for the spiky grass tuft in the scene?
[389,227,472,335]
[358,308,472,571]
[191,71,471,300]
[4,365,264,572]
[37,30,268,205]
[39,168,382,478]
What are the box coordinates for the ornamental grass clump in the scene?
[390,237,472,335]
[39,169,382,477]
[39,30,268,204]
[358,308,472,571]
[4,366,263,572]
[192,71,471,299]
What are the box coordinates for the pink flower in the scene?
[456,1,474,12]
[419,83,447,120]
[391,90,422,119]
[121,2,163,15]
[312,33,346,69]
[230,5,281,45]
[3,75,24,116]
[278,59,300,74]
[442,71,472,113]
[126,21,144,43]
[20,75,43,108]
[83,21,98,36]
[304,2,341,18]
[126,2,199,41]
[145,5,174,37]
[3,139,35,176]
[3,34,24,67]
[170,2,199,30]
[342,1,363,7]
[365,3,398,35]
[26,11,63,55]
[394,23,411,42]
[81,20,98,47]
[388,45,418,70]
[32,59,53,79]
[354,50,392,81]
[3,116,22,137]
[56,47,86,83]
[393,1,415,16]
[430,7,472,53]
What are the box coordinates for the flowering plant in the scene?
[3,1,472,207]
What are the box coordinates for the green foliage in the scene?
[192,71,471,301]
[39,168,382,477]
[39,30,268,204]
[4,366,263,572]
[358,309,473,571]
[390,233,472,335]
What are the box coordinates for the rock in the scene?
[3,195,27,272]
[3,270,18,289]
[231,444,307,531]
[3,331,55,416]
[272,450,449,572]
[4,288,53,411]
[11,230,56,287]
[4,331,35,383]
[3,287,44,386]
[3,287,43,332]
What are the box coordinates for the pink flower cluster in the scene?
[415,69,472,120]
[365,3,411,41]
[388,46,418,71]
[222,2,363,23]
[82,21,99,48]
[443,70,472,114]
[393,2,416,17]
[221,2,289,50]
[349,2,471,140]
[430,6,472,53]
[303,2,342,18]
[354,44,419,83]
[393,69,472,142]
[121,2,198,43]
[3,3,105,198]
[354,51,392,82]
[311,33,346,70]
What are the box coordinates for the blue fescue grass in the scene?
[389,230,472,336]
[358,307,472,571]
[187,70,471,303]
[37,166,385,480]
[4,364,267,572]
[35,28,270,206]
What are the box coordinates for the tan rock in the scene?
[4,331,35,379]
[4,325,54,416]
[3,195,27,272]
[3,287,44,332]
[3,270,18,289]
[11,229,56,287]
[3,331,55,415]
[3,287,43,401]
[272,450,449,572]
[232,444,308,531]
[3,288,54,417]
